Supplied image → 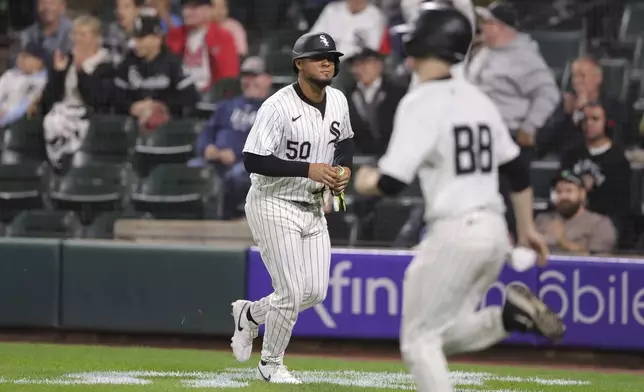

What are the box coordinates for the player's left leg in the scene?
[399,211,508,392]
[299,211,331,310]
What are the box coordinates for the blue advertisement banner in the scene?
[247,248,538,345]
[247,248,644,350]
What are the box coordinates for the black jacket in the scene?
[560,143,632,219]
[41,49,115,114]
[538,92,625,157]
[113,46,200,117]
[347,77,406,157]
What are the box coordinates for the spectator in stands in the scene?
[311,0,387,60]
[114,9,200,129]
[211,0,247,57]
[105,0,146,65]
[41,15,114,170]
[147,0,182,32]
[535,170,616,254]
[17,0,73,65]
[539,56,624,157]
[190,56,271,220]
[469,1,559,158]
[166,0,239,97]
[347,47,406,156]
[0,43,48,128]
[560,103,632,245]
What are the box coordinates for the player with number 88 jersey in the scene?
[353,3,564,392]
[229,31,354,385]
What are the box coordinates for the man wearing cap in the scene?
[166,0,239,95]
[190,56,272,220]
[114,8,200,125]
[535,170,616,255]
[347,47,406,156]
[468,1,559,154]
[0,42,48,127]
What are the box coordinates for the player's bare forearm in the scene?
[509,187,536,238]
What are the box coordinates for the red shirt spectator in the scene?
[166,0,239,92]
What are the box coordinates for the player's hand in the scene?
[308,163,337,188]
[205,145,219,161]
[563,92,576,114]
[515,129,534,147]
[518,228,549,268]
[219,148,236,166]
[333,166,351,192]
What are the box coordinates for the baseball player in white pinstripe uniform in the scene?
[354,4,565,392]
[229,32,354,384]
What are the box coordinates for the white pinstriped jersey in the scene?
[243,84,354,203]
[379,78,520,222]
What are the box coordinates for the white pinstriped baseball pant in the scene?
[245,191,331,365]
[400,209,511,392]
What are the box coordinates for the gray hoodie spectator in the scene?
[467,2,559,148]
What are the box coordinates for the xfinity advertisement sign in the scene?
[247,248,644,350]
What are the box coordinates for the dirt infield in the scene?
[1,330,644,374]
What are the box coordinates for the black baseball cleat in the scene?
[502,283,566,342]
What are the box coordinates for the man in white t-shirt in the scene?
[311,0,387,60]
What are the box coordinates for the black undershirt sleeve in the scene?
[377,174,407,196]
[243,153,310,178]
[333,138,355,172]
[498,153,531,192]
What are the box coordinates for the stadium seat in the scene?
[209,78,242,103]
[368,198,424,247]
[599,58,631,102]
[6,210,82,238]
[530,30,585,85]
[530,160,560,211]
[619,2,644,41]
[0,162,46,223]
[131,163,216,219]
[326,212,358,246]
[265,51,295,76]
[133,119,201,177]
[70,115,133,168]
[49,163,126,225]
[1,117,47,164]
[84,210,152,239]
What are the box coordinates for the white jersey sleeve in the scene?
[378,96,438,185]
[492,109,520,166]
[243,103,283,156]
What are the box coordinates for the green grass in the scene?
[0,342,641,391]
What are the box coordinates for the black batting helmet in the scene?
[292,32,344,76]
[399,1,473,64]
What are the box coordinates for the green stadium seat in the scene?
[131,163,217,219]
[619,2,644,41]
[134,119,201,178]
[71,115,133,168]
[1,117,47,164]
[84,210,152,239]
[265,51,295,76]
[599,58,631,103]
[530,160,560,211]
[49,163,126,225]
[366,198,424,247]
[7,210,82,238]
[208,78,242,103]
[530,30,585,84]
[325,212,358,247]
[0,162,46,223]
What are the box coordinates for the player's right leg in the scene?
[241,195,304,384]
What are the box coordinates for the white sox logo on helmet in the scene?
[319,35,330,47]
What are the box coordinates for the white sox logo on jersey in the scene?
[329,121,340,146]
[319,35,330,47]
